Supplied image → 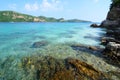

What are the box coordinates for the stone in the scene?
[101,37,116,45]
[89,46,98,51]
[21,56,109,80]
[31,41,48,48]
[100,20,119,28]
[90,23,99,28]
[105,42,120,56]
[100,2,120,67]
[100,5,120,28]
[103,42,120,65]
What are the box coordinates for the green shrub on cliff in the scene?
[111,0,120,9]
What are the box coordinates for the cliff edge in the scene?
[100,0,120,28]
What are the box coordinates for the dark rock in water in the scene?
[103,42,120,66]
[90,23,99,28]
[31,41,48,48]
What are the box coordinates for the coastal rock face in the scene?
[106,28,120,40]
[100,20,119,27]
[100,1,120,66]
[100,5,120,28]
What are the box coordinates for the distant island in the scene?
[0,11,91,22]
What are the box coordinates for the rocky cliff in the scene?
[100,1,120,66]
[100,1,120,28]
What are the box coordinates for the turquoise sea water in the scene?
[0,22,105,58]
[1,22,120,80]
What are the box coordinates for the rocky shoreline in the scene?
[91,1,120,67]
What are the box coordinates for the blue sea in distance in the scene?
[0,22,105,58]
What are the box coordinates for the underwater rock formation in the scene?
[21,56,109,80]
[31,40,48,48]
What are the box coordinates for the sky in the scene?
[0,0,111,22]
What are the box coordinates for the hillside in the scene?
[0,11,90,22]
[0,11,45,22]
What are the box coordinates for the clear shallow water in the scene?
[0,22,105,58]
[0,22,120,80]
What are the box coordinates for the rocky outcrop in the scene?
[101,37,120,45]
[100,1,120,66]
[90,23,100,28]
[103,42,120,65]
[100,5,120,28]
[100,20,119,28]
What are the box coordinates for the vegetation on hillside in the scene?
[111,0,120,9]
[0,11,90,22]
[0,11,35,22]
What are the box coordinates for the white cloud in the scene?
[25,3,39,11]
[40,0,63,12]
[9,4,17,10]
[24,0,63,12]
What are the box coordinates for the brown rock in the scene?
[21,56,109,80]
[89,46,98,51]
[66,58,107,80]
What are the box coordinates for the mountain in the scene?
[0,11,90,22]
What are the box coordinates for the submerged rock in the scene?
[31,40,48,48]
[21,56,109,80]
